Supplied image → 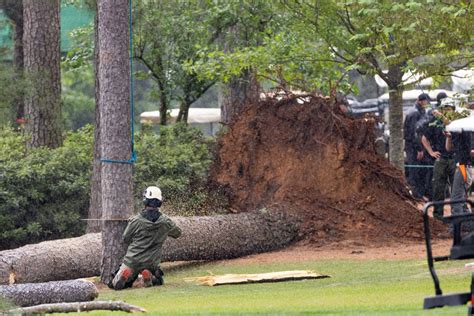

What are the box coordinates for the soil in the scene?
[209,94,448,247]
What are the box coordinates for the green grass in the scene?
[65,258,474,315]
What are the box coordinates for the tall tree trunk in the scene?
[176,99,190,124]
[23,0,62,149]
[221,69,260,125]
[2,0,24,122]
[97,0,133,284]
[388,88,404,171]
[158,83,168,125]
[87,10,102,234]
[386,65,405,171]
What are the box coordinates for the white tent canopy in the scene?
[140,108,221,124]
[446,114,474,132]
[452,68,474,94]
[374,71,433,89]
[378,89,464,103]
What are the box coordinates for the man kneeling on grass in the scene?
[109,186,182,290]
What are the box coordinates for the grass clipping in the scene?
[185,270,329,286]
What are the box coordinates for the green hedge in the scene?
[0,123,224,250]
[0,126,93,249]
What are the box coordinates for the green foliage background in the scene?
[0,127,92,250]
[0,124,222,250]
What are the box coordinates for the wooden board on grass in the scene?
[184,270,330,286]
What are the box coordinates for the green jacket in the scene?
[122,210,181,271]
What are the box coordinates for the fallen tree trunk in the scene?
[9,301,145,315]
[0,280,98,307]
[0,210,302,284]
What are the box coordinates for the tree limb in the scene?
[9,301,146,315]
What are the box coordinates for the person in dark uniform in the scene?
[420,97,456,219]
[404,93,431,198]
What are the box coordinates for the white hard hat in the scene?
[144,186,162,201]
[439,97,455,108]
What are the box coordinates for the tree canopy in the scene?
[189,0,473,168]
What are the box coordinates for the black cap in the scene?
[436,92,448,103]
[418,93,431,101]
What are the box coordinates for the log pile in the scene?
[0,210,302,285]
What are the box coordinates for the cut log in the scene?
[185,270,330,286]
[0,233,102,285]
[9,300,145,315]
[0,210,302,284]
[0,280,98,307]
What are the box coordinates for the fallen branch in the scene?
[9,300,146,315]
[0,280,97,307]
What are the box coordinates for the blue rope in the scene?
[101,0,136,165]
[405,165,434,168]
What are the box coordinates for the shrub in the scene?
[0,126,93,250]
[134,123,227,216]
[0,123,227,249]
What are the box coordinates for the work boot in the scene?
[141,269,154,287]
[113,266,132,290]
[152,267,164,286]
[153,275,164,286]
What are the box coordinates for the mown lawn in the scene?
[68,256,474,315]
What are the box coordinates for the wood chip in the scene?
[185,270,330,286]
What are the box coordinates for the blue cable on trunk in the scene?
[101,0,136,165]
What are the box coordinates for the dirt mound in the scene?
[210,95,445,245]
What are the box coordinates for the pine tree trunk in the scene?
[221,69,260,125]
[87,9,102,234]
[0,211,302,285]
[2,0,24,121]
[97,0,133,285]
[0,280,98,307]
[23,0,62,149]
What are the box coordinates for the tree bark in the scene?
[176,99,190,124]
[2,0,24,121]
[87,9,102,234]
[388,87,404,171]
[97,0,133,284]
[0,211,302,285]
[386,64,405,171]
[0,280,98,307]
[221,69,260,125]
[23,0,62,149]
[9,301,146,315]
[158,80,169,125]
[0,233,101,285]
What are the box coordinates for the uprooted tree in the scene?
[1,94,444,288]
